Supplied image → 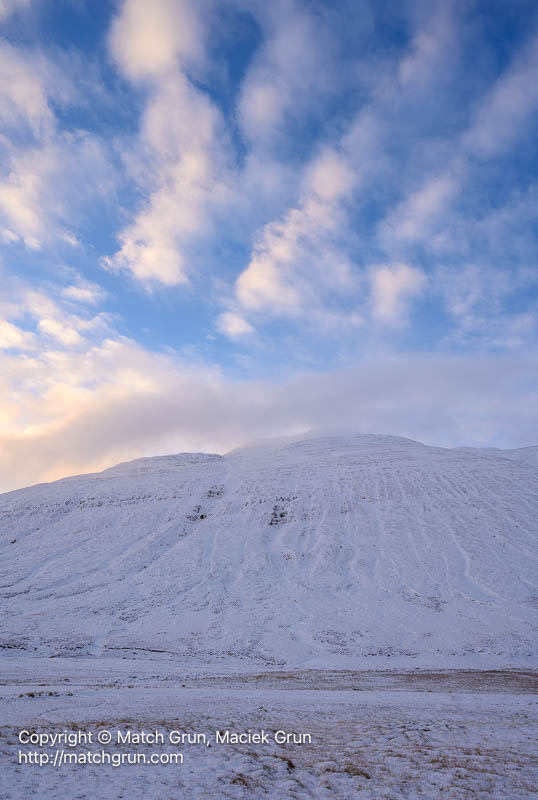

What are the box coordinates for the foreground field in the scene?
[0,659,536,799]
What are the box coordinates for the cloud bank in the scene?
[1,272,536,492]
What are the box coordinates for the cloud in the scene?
[1,335,536,493]
[0,319,35,350]
[0,40,114,250]
[105,0,348,290]
[464,33,538,158]
[0,133,113,249]
[102,72,227,285]
[303,148,356,202]
[369,262,426,324]
[226,0,464,333]
[235,186,355,317]
[104,0,231,287]
[237,0,340,146]
[433,262,537,348]
[373,25,538,277]
[108,0,204,80]
[0,0,32,21]
[216,312,254,339]
[397,1,463,92]
[37,317,84,347]
[0,277,112,353]
[0,41,54,136]
[379,172,458,247]
[230,117,382,324]
[61,278,106,306]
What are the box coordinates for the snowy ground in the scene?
[0,659,536,799]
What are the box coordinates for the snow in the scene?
[1,432,537,797]
[0,661,536,799]
[1,432,536,668]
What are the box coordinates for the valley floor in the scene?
[0,659,536,799]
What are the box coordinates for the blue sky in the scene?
[1,0,537,490]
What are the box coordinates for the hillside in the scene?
[1,433,536,668]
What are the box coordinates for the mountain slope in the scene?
[1,434,537,668]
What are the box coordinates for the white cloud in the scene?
[398,3,459,88]
[379,172,458,247]
[0,41,53,135]
[369,262,426,323]
[216,312,254,339]
[108,0,203,80]
[1,278,111,354]
[0,319,35,350]
[303,149,356,202]
[231,128,374,322]
[1,334,536,493]
[62,279,106,306]
[103,72,227,286]
[37,318,84,347]
[0,276,115,459]
[437,263,487,320]
[237,1,338,145]
[229,3,464,331]
[434,262,537,348]
[0,142,59,249]
[235,192,354,316]
[0,133,113,249]
[464,33,538,157]
[0,42,59,247]
[104,0,231,287]
[224,104,389,331]
[61,231,81,247]
[375,28,538,264]
[0,39,114,250]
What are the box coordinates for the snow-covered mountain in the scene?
[1,433,536,668]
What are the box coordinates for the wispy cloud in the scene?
[0,0,32,22]
[0,37,114,250]
[235,149,356,317]
[464,32,538,157]
[228,109,384,331]
[379,171,459,248]
[369,263,426,324]
[237,0,340,146]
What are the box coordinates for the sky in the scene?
[1,0,537,492]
